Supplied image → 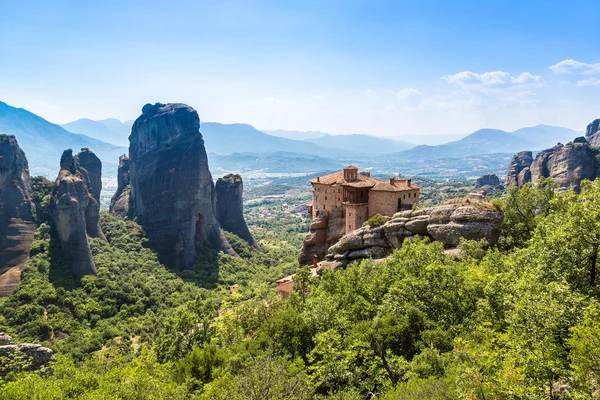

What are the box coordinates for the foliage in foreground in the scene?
[2,180,600,399]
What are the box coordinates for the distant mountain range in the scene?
[304,134,413,154]
[0,101,126,176]
[2,100,584,178]
[208,151,344,174]
[390,125,581,161]
[61,118,133,147]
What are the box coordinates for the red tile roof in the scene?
[310,171,418,191]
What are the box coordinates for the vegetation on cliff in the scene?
[1,180,600,398]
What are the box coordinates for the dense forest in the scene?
[1,179,600,399]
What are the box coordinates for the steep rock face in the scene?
[0,135,36,296]
[215,174,257,247]
[505,151,533,187]
[298,208,350,266]
[529,141,600,192]
[0,332,55,375]
[319,202,503,270]
[586,119,600,147]
[474,173,504,196]
[49,149,105,279]
[129,103,235,270]
[109,155,130,218]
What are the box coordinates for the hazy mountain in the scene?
[262,129,326,140]
[395,133,469,146]
[200,122,349,157]
[209,151,344,174]
[510,125,581,148]
[0,101,126,176]
[304,133,413,154]
[61,118,132,146]
[391,125,580,161]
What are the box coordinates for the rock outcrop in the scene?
[585,119,600,147]
[505,119,600,193]
[319,201,503,270]
[474,173,504,196]
[109,154,130,218]
[505,151,534,188]
[128,103,235,270]
[298,207,346,266]
[216,174,257,247]
[506,140,600,193]
[0,135,36,296]
[49,149,106,279]
[0,332,55,375]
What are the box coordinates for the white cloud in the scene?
[577,77,600,87]
[443,70,543,90]
[396,87,421,99]
[512,72,543,84]
[549,59,600,75]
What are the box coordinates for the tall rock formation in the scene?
[49,149,105,279]
[128,103,235,270]
[109,154,130,218]
[215,174,257,247]
[586,119,600,147]
[505,151,534,188]
[0,135,36,296]
[506,119,600,193]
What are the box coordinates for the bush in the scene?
[363,214,389,228]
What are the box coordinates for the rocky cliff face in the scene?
[298,208,347,266]
[505,151,534,188]
[0,332,55,375]
[49,149,106,279]
[474,173,504,196]
[506,135,600,193]
[318,201,503,270]
[0,135,36,296]
[586,119,600,147]
[215,174,257,247]
[109,154,130,218]
[129,103,235,270]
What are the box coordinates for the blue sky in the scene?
[1,0,599,136]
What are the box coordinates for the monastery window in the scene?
[325,196,327,200]
[403,195,406,199]
[349,212,352,217]
[323,205,325,210]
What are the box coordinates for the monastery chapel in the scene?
[308,166,420,235]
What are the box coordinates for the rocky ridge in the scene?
[49,148,106,279]
[0,135,36,296]
[318,201,503,270]
[0,332,55,375]
[128,103,235,270]
[216,174,257,247]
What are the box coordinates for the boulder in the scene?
[427,222,500,248]
[216,174,257,247]
[0,333,55,375]
[128,103,236,270]
[0,135,36,296]
[404,215,430,235]
[299,208,346,265]
[49,149,106,279]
